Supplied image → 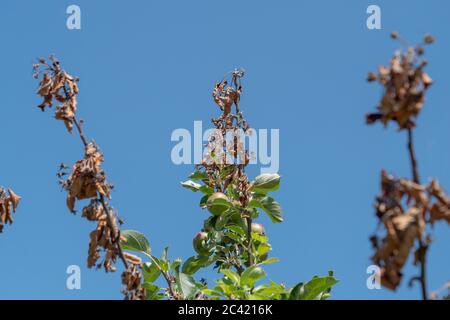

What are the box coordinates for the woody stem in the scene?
[73,116,89,147]
[407,128,428,300]
[246,216,253,266]
[407,128,420,184]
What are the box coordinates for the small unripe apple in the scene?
[193,231,209,255]
[206,192,230,216]
[251,223,265,235]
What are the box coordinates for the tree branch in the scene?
[407,128,420,184]
[406,127,428,300]
[71,113,130,271]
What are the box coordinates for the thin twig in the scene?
[406,127,428,300]
[246,216,253,266]
[73,116,89,147]
[407,128,420,184]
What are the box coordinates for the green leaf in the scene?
[199,185,214,194]
[256,243,271,256]
[254,281,286,298]
[120,230,151,255]
[290,275,339,300]
[161,247,169,261]
[182,256,212,275]
[181,180,202,191]
[260,257,279,265]
[159,260,169,272]
[240,266,266,288]
[142,283,161,300]
[208,196,231,207]
[225,231,242,243]
[177,272,198,299]
[199,195,209,208]
[142,261,161,283]
[249,196,283,223]
[247,293,268,300]
[251,174,281,193]
[181,180,213,194]
[221,269,240,286]
[227,225,246,236]
[226,184,239,200]
[171,258,182,272]
[189,171,209,181]
[252,232,269,244]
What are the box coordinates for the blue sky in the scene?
[0,0,449,299]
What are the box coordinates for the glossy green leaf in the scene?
[250,196,283,223]
[120,230,151,255]
[142,283,161,300]
[226,225,246,236]
[260,257,279,265]
[177,272,198,299]
[182,256,212,275]
[290,275,338,300]
[181,180,202,191]
[251,174,281,193]
[240,266,266,288]
[189,171,209,181]
[221,269,240,286]
[142,261,161,283]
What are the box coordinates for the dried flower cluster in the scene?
[371,171,450,290]
[121,256,146,300]
[371,171,421,290]
[366,33,434,129]
[34,55,79,133]
[0,188,21,233]
[82,200,119,272]
[63,143,112,213]
[34,56,144,300]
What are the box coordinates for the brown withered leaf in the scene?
[0,188,21,233]
[213,80,241,117]
[366,35,434,129]
[34,56,79,130]
[428,180,450,225]
[371,171,426,290]
[82,200,106,221]
[121,261,145,300]
[87,218,118,273]
[63,143,111,212]
[430,203,450,225]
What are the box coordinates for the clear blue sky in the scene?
[0,0,449,299]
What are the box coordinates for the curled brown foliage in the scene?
[34,55,79,133]
[121,255,146,300]
[366,34,433,129]
[63,143,112,213]
[371,171,425,290]
[371,171,450,290]
[0,188,21,233]
[84,200,119,272]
